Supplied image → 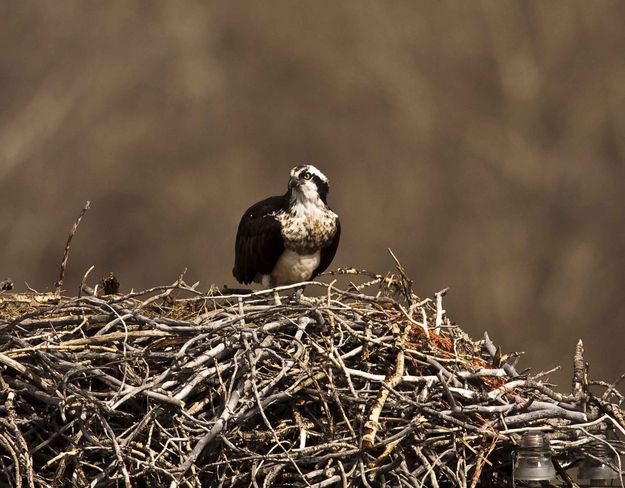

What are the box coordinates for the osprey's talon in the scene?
[295,287,304,302]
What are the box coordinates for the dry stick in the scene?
[0,352,56,394]
[599,372,625,401]
[552,458,580,488]
[387,248,413,303]
[413,446,439,488]
[399,303,429,338]
[89,367,183,407]
[0,418,35,488]
[434,288,448,334]
[100,416,132,488]
[2,390,35,488]
[595,401,625,433]
[0,431,21,488]
[173,335,274,487]
[362,324,407,449]
[243,335,311,487]
[172,381,244,487]
[483,331,519,378]
[55,200,90,294]
[572,339,587,415]
[437,372,460,413]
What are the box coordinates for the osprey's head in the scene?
[287,164,330,205]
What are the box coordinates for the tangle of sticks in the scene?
[0,268,623,487]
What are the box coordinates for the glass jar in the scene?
[513,431,557,487]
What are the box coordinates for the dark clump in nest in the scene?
[0,267,623,488]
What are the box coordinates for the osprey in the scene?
[233,165,340,287]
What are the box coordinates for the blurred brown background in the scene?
[1,1,624,387]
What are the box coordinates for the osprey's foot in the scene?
[296,286,317,306]
[295,287,304,303]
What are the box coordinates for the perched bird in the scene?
[233,164,340,288]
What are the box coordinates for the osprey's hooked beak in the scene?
[288,176,302,190]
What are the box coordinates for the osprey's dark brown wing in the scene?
[233,196,286,285]
[312,217,340,278]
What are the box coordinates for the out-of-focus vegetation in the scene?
[1,1,624,384]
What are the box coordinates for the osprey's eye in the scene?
[301,171,312,180]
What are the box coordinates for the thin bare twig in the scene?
[55,200,90,293]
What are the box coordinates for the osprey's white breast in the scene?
[266,249,321,286]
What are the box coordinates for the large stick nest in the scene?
[0,267,623,487]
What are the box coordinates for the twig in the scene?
[55,200,90,293]
[434,288,448,334]
[572,339,587,410]
[362,324,408,448]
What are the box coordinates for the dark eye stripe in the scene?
[310,174,329,201]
